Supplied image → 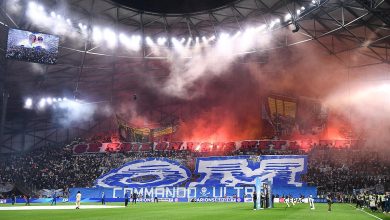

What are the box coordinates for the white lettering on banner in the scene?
[123,188,132,196]
[176,187,186,198]
[113,188,122,198]
[187,188,196,198]
[155,188,165,198]
[212,187,223,198]
[144,188,154,198]
[234,187,243,198]
[107,186,309,200]
[245,187,255,196]
[165,187,175,198]
[133,188,143,195]
[195,198,237,202]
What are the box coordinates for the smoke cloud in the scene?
[9,0,390,151]
[324,81,390,151]
[57,100,97,127]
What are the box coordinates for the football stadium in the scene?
[0,0,389,219]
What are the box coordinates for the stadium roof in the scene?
[109,0,240,14]
[0,0,389,153]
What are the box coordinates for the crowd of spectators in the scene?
[6,46,57,64]
[303,144,389,196]
[0,137,388,198]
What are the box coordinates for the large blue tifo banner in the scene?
[70,155,316,201]
[96,155,307,188]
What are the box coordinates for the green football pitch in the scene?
[0,202,389,220]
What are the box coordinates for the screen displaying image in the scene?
[6,28,59,64]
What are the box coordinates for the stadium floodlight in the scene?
[171,37,184,51]
[201,36,207,43]
[195,37,200,47]
[56,14,62,19]
[218,33,229,44]
[58,98,62,102]
[275,18,281,23]
[120,33,140,51]
[208,35,216,41]
[301,6,305,10]
[270,20,277,28]
[217,33,230,48]
[297,9,301,15]
[92,27,102,42]
[50,11,56,17]
[53,98,57,102]
[185,37,192,47]
[28,1,36,8]
[219,33,230,40]
[103,28,117,48]
[119,33,129,44]
[24,98,33,109]
[38,98,46,109]
[285,13,292,21]
[46,97,53,105]
[171,37,178,45]
[130,35,141,51]
[312,0,316,3]
[180,38,185,43]
[66,19,71,24]
[157,37,167,46]
[63,97,68,101]
[145,36,154,46]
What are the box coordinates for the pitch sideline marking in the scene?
[0,205,124,211]
[348,204,383,220]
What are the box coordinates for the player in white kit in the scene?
[76,191,81,209]
[309,195,315,210]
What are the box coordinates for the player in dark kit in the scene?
[11,194,15,205]
[253,191,257,210]
[24,194,30,206]
[51,191,56,205]
[132,192,137,204]
[326,194,332,211]
[101,192,106,205]
[124,192,129,207]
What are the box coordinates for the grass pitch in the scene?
[0,202,389,220]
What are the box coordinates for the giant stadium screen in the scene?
[5,28,59,64]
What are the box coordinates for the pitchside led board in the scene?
[5,28,59,64]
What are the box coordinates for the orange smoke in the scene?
[175,106,262,142]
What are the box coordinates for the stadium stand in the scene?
[0,136,388,200]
